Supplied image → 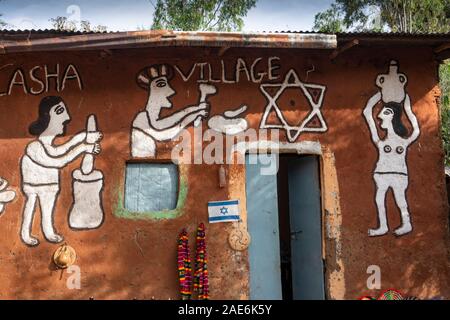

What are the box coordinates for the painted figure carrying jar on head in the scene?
[363,60,420,237]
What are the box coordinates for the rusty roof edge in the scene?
[0,30,337,53]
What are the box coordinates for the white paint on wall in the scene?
[259,68,327,142]
[131,64,209,158]
[207,105,248,135]
[363,60,420,237]
[0,64,83,97]
[69,169,104,229]
[376,61,407,104]
[0,177,15,214]
[20,97,102,246]
[173,57,281,84]
[69,115,104,230]
[230,140,323,158]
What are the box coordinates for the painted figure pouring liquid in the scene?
[131,64,210,158]
[20,96,103,246]
[363,60,420,237]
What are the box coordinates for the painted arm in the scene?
[404,94,420,144]
[44,132,87,157]
[27,141,95,169]
[150,104,207,130]
[137,112,205,141]
[363,92,381,144]
[135,105,208,141]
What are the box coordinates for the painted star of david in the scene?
[220,207,228,215]
[259,69,327,142]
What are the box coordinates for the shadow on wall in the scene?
[0,49,448,299]
[337,98,450,299]
[3,209,212,298]
[1,156,246,299]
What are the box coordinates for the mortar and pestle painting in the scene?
[69,114,105,230]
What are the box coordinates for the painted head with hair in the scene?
[377,101,408,138]
[29,96,71,137]
[136,64,176,110]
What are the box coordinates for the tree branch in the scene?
[204,0,223,30]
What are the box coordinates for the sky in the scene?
[0,0,334,32]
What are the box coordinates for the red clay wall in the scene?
[0,45,448,299]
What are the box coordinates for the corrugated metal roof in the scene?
[0,28,106,34]
[337,31,450,36]
[269,30,450,36]
[0,30,337,53]
[2,29,449,36]
[0,29,449,54]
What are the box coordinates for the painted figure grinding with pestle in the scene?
[131,64,211,158]
[363,60,420,237]
[20,96,102,246]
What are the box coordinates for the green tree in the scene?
[313,3,345,33]
[314,0,450,33]
[440,61,450,166]
[314,0,450,165]
[151,0,257,31]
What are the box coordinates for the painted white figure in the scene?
[69,115,104,230]
[20,96,102,246]
[131,64,209,158]
[363,61,420,237]
[207,105,248,135]
[0,177,15,214]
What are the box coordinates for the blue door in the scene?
[246,154,324,300]
[245,154,282,300]
[288,156,325,300]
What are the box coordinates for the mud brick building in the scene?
[0,30,449,299]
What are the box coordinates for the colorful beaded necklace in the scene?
[177,228,192,300]
[194,223,209,300]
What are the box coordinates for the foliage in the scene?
[317,0,450,32]
[50,16,107,32]
[313,3,345,33]
[440,61,450,166]
[314,0,450,165]
[151,0,257,31]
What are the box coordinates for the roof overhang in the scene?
[335,32,450,60]
[1,30,449,60]
[0,30,337,54]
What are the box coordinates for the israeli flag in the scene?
[208,200,240,223]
